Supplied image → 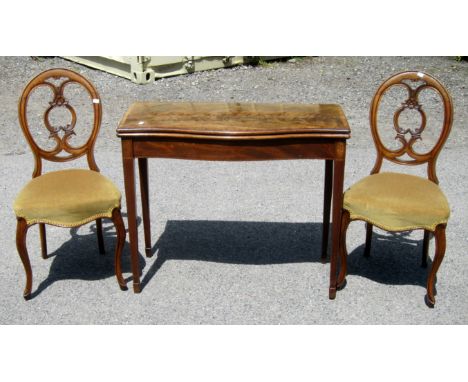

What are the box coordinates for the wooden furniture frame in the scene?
[336,71,453,307]
[16,68,127,299]
[117,102,350,297]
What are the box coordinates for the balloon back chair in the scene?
[13,68,127,299]
[337,71,453,307]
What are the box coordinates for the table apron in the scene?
[129,137,347,161]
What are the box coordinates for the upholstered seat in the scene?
[343,172,450,232]
[14,169,121,227]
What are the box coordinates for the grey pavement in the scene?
[0,56,467,324]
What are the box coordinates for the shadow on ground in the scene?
[29,215,144,299]
[141,220,324,289]
[344,229,432,288]
[27,219,434,298]
[140,220,433,292]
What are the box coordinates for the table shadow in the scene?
[140,220,325,290]
[28,219,435,298]
[141,221,435,293]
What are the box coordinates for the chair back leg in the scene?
[96,218,105,254]
[39,223,47,259]
[422,230,430,268]
[364,223,373,257]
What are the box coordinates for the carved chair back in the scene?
[369,71,453,184]
[18,68,102,178]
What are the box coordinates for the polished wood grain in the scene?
[118,102,350,139]
[338,71,453,307]
[118,102,350,297]
[132,138,343,161]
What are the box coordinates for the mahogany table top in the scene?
[117,102,351,140]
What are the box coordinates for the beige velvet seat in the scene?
[343,172,450,232]
[14,69,127,300]
[336,71,453,307]
[14,169,121,227]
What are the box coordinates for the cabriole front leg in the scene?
[16,218,32,300]
[426,224,446,307]
[112,208,127,291]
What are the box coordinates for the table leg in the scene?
[122,144,141,293]
[138,158,152,257]
[329,158,345,300]
[321,159,333,261]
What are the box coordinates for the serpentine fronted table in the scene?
[117,102,350,298]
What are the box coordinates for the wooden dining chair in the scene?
[13,68,127,299]
[336,71,453,307]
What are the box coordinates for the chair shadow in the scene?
[140,220,325,290]
[30,214,145,299]
[345,229,432,289]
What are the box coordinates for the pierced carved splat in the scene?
[391,80,428,159]
[44,87,77,144]
[369,71,453,183]
[18,69,102,177]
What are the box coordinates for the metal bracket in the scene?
[184,56,195,72]
[131,57,154,84]
[136,56,151,64]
